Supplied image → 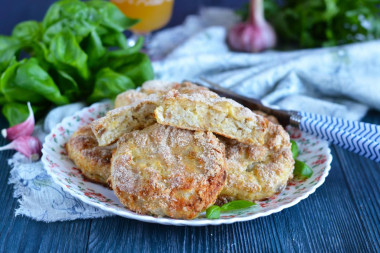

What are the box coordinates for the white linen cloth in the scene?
[7,8,380,222]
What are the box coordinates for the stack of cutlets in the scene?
[66,81,294,219]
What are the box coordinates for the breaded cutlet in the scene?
[66,124,114,185]
[114,80,217,108]
[110,124,226,219]
[217,123,294,203]
[154,89,272,146]
[93,82,218,146]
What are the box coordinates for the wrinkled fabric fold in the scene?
[153,26,379,121]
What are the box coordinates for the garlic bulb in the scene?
[228,0,276,52]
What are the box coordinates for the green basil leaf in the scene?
[107,37,144,59]
[0,48,19,74]
[2,102,30,126]
[87,68,135,103]
[290,140,299,160]
[42,0,90,29]
[54,70,80,101]
[0,36,21,73]
[0,93,6,105]
[42,0,98,44]
[12,21,41,44]
[100,31,128,49]
[29,41,50,69]
[43,18,95,44]
[116,52,154,86]
[82,31,106,67]
[15,58,70,105]
[220,200,255,212]
[48,29,89,80]
[2,102,45,126]
[86,1,139,32]
[95,37,144,71]
[293,160,313,179]
[0,35,19,51]
[0,58,69,105]
[206,205,221,219]
[0,60,46,103]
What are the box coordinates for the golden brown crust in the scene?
[253,110,279,124]
[154,89,271,146]
[114,90,149,108]
[66,125,114,185]
[140,80,216,96]
[91,94,160,146]
[92,82,218,146]
[115,81,218,109]
[140,80,181,94]
[218,123,294,202]
[110,124,226,219]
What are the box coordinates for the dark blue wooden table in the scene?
[1,1,379,252]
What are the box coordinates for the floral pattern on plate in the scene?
[42,102,332,226]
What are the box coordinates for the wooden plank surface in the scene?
[2,109,379,252]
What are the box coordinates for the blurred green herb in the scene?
[293,160,313,179]
[290,140,299,159]
[289,140,313,179]
[206,200,256,219]
[0,0,154,126]
[206,205,221,219]
[237,0,380,49]
[220,200,255,211]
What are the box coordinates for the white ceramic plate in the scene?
[42,102,332,226]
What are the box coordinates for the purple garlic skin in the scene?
[1,102,35,140]
[227,0,276,52]
[0,102,42,161]
[0,135,42,161]
[227,22,276,52]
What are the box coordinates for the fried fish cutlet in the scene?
[66,124,114,185]
[217,123,294,203]
[154,90,272,146]
[110,124,226,219]
[93,82,219,146]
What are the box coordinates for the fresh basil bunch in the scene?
[0,0,154,125]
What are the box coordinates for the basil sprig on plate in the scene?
[291,140,313,179]
[290,140,299,160]
[206,200,256,219]
[206,141,313,219]
[0,0,154,126]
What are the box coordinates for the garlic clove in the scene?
[0,135,42,161]
[1,102,35,141]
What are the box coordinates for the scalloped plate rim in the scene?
[41,101,332,226]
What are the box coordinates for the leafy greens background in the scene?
[236,0,380,49]
[0,0,154,125]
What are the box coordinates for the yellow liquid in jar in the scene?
[111,0,174,34]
